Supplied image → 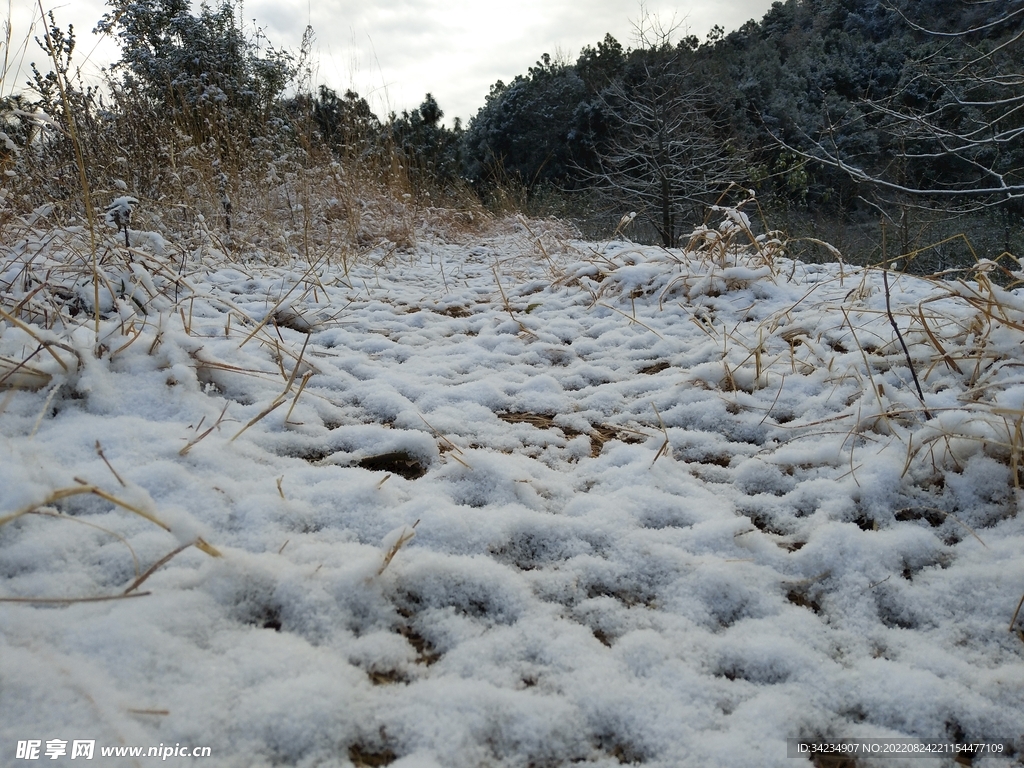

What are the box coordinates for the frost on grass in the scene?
[1,205,1023,767]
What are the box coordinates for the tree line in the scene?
[4,0,1022,261]
[460,0,1024,252]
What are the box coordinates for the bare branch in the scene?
[788,3,1024,210]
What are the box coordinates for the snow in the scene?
[2,208,1023,767]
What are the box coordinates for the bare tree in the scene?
[585,15,745,247]
[793,2,1024,209]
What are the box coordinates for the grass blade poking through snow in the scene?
[179,404,230,456]
[377,520,419,576]
[123,542,196,595]
[883,267,931,419]
[231,333,312,441]
[0,481,221,558]
[35,0,101,341]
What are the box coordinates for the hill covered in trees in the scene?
[3,0,1022,266]
[458,0,1024,261]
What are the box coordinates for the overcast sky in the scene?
[7,0,777,125]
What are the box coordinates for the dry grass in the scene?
[497,410,647,458]
[555,197,1024,626]
[5,11,1022,630]
[569,197,1024,476]
[377,520,420,576]
[0,9,500,607]
[0,479,220,602]
[1,484,217,555]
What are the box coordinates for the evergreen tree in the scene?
[290,85,381,159]
[462,54,590,195]
[95,0,294,144]
[390,94,463,190]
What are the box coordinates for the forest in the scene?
[457,0,1024,266]
[3,0,1023,268]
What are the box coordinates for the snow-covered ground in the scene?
[2,207,1023,767]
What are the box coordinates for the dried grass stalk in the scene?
[378,520,420,575]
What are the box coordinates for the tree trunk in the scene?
[660,173,673,247]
